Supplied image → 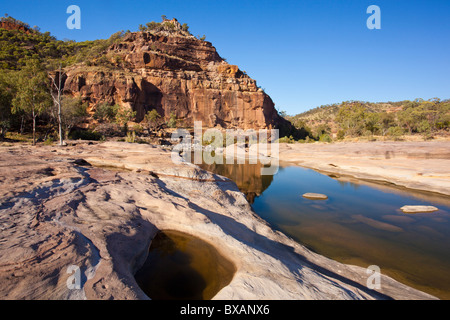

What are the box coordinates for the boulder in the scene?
[302,193,328,200]
[400,205,439,213]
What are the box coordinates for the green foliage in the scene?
[319,133,332,142]
[125,131,136,143]
[378,112,395,136]
[11,58,52,144]
[0,17,126,70]
[167,112,177,128]
[115,107,136,125]
[312,123,330,139]
[0,70,15,138]
[417,119,431,133]
[336,129,345,140]
[61,96,88,137]
[138,18,192,36]
[94,103,119,122]
[277,136,296,144]
[144,109,163,134]
[43,136,54,145]
[69,129,103,141]
[290,99,449,140]
[202,130,224,147]
[335,102,368,137]
[386,126,404,138]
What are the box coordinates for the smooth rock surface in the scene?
[0,142,438,300]
[400,205,439,214]
[302,193,328,200]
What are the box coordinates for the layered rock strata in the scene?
[63,22,285,130]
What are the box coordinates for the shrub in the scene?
[319,133,332,143]
[386,126,404,140]
[167,112,177,128]
[277,135,295,143]
[69,129,103,141]
[93,103,118,122]
[125,131,136,143]
[337,129,345,140]
[94,123,121,137]
[43,136,54,145]
[417,120,431,133]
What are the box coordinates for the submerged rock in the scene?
[302,193,328,200]
[400,205,439,214]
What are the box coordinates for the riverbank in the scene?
[0,142,437,300]
[275,141,450,198]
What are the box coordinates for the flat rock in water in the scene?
[400,205,439,213]
[302,193,328,200]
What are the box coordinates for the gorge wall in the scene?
[62,20,288,130]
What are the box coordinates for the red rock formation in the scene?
[0,21,32,33]
[63,21,286,130]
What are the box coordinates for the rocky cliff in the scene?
[62,19,287,130]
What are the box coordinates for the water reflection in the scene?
[195,158,450,299]
[197,161,274,204]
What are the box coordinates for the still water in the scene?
[196,160,450,299]
[135,230,236,300]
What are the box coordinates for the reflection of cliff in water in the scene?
[197,161,274,204]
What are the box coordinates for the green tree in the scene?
[94,102,118,122]
[364,112,381,136]
[167,112,177,128]
[398,105,421,134]
[12,58,52,145]
[115,106,136,133]
[378,112,395,136]
[312,123,330,140]
[336,102,367,137]
[61,96,88,138]
[144,109,162,135]
[0,70,16,139]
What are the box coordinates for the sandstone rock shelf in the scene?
[0,142,437,300]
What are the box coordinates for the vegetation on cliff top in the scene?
[0,15,127,70]
[1,15,448,145]
[0,15,190,143]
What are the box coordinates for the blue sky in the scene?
[2,0,450,115]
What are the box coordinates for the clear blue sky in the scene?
[2,0,450,115]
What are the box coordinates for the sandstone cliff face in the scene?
[63,25,284,130]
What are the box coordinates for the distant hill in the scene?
[286,99,449,141]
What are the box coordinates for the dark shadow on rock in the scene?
[154,178,393,300]
[104,218,158,299]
